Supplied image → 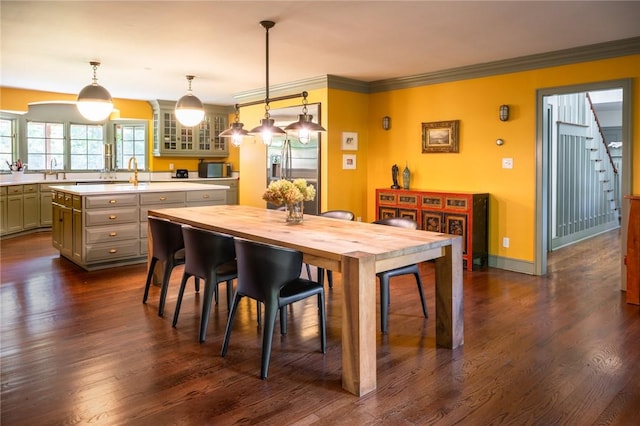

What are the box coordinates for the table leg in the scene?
[434,237,464,349]
[341,252,377,396]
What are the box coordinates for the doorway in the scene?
[535,79,632,290]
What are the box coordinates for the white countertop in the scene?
[48,182,229,196]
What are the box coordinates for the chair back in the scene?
[181,226,235,278]
[320,210,355,221]
[373,217,419,230]
[148,216,185,261]
[234,238,302,303]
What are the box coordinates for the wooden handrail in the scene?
[586,92,618,174]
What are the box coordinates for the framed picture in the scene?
[342,154,356,170]
[341,131,358,151]
[421,120,459,153]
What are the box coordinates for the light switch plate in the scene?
[502,158,513,169]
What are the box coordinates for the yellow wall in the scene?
[368,54,640,263]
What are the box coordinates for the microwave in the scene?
[198,162,231,178]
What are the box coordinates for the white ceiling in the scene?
[2,1,639,106]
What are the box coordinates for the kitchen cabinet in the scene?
[22,184,39,230]
[376,188,489,271]
[199,178,238,205]
[150,100,232,157]
[6,185,24,233]
[50,183,228,270]
[39,184,53,226]
[0,187,6,234]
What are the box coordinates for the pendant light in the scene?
[284,91,326,144]
[76,61,113,122]
[219,106,249,147]
[249,20,287,146]
[175,75,205,127]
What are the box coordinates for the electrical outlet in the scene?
[502,158,513,169]
[356,216,362,222]
[502,237,510,248]
[169,163,174,171]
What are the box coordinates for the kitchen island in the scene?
[49,182,229,270]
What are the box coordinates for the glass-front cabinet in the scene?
[150,100,232,157]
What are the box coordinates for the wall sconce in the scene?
[499,104,510,121]
[382,116,391,130]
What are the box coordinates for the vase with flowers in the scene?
[263,178,316,224]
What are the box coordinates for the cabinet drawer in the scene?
[377,191,397,205]
[397,193,418,207]
[85,208,139,226]
[23,184,38,194]
[445,196,469,210]
[186,190,225,204]
[7,185,23,195]
[86,240,140,262]
[421,195,443,209]
[0,186,6,196]
[85,223,140,244]
[85,194,138,209]
[140,192,185,205]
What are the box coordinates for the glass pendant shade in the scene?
[250,118,286,146]
[175,75,205,126]
[76,62,113,122]
[220,122,250,147]
[284,114,325,144]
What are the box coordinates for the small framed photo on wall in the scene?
[342,154,356,170]
[341,132,358,151]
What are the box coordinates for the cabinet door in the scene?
[23,193,40,230]
[444,213,468,254]
[72,209,83,262]
[6,195,23,233]
[40,192,53,226]
[60,205,73,258]
[421,210,444,232]
[0,195,6,234]
[52,202,62,249]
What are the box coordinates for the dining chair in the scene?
[143,216,194,317]
[306,210,355,288]
[172,226,238,343]
[373,217,429,333]
[221,238,326,380]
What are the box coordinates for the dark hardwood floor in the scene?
[1,229,639,425]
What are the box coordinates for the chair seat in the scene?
[279,278,324,306]
[377,264,420,280]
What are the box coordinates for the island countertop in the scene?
[48,181,229,196]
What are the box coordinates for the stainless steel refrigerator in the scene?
[266,103,321,215]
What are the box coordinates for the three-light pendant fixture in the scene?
[77,20,325,144]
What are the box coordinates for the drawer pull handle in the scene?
[109,215,117,220]
[159,196,167,201]
[109,199,117,204]
[109,232,117,237]
[202,194,210,199]
[109,249,118,254]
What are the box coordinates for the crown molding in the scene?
[369,37,640,93]
[231,37,640,101]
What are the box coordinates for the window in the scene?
[0,118,16,168]
[26,121,64,171]
[113,122,147,170]
[70,123,104,170]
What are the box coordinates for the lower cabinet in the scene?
[376,188,489,271]
[51,188,227,270]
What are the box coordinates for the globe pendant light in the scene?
[76,61,113,122]
[175,75,205,127]
[284,91,326,144]
[249,20,287,146]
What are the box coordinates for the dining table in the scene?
[148,204,463,396]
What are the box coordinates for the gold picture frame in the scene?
[421,120,459,153]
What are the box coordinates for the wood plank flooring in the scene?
[1,229,639,425]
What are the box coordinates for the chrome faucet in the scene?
[128,157,139,186]
[45,158,58,180]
